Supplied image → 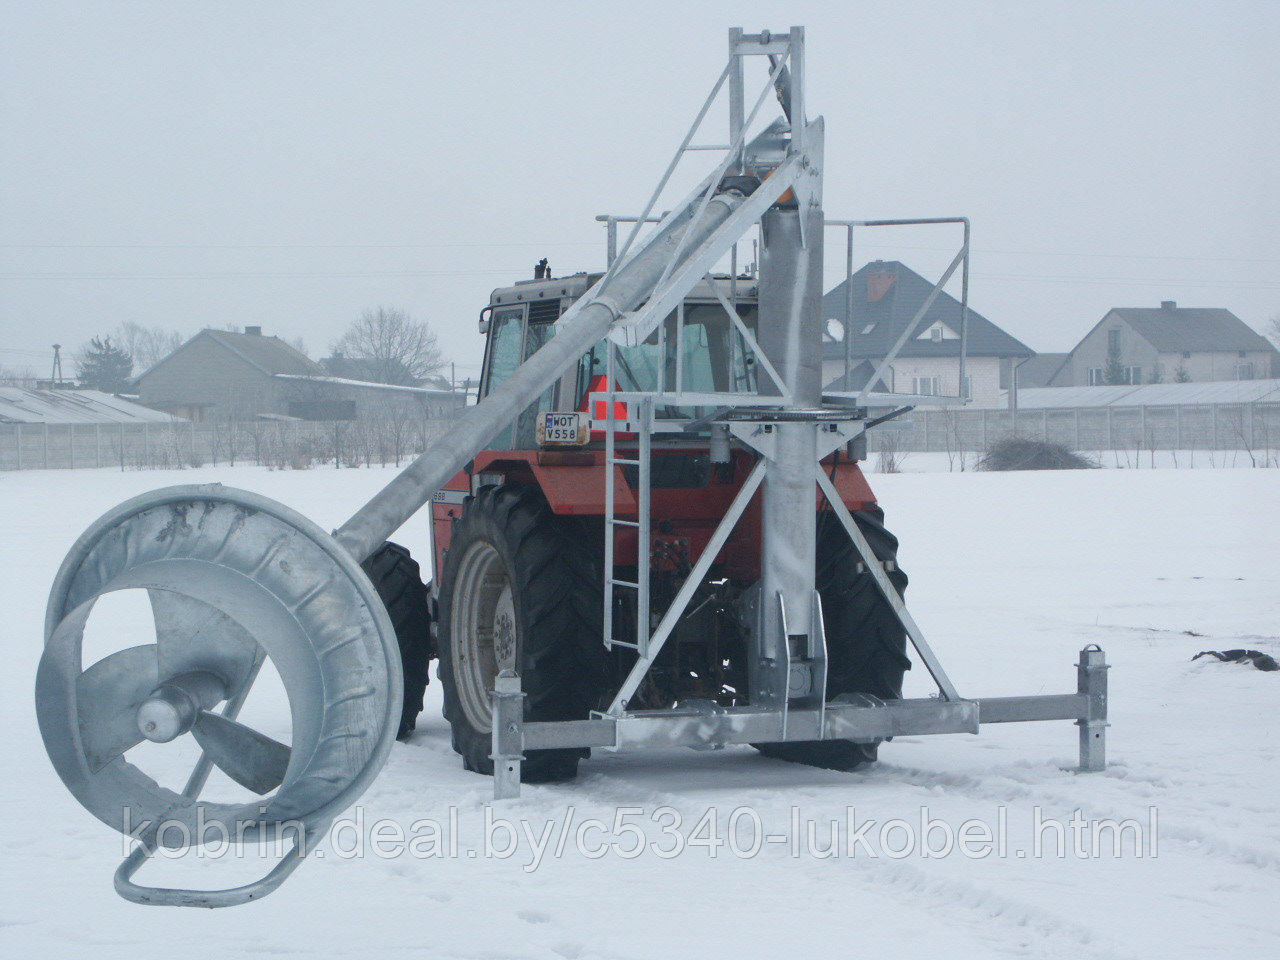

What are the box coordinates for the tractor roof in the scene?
[490,272,759,308]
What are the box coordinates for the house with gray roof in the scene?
[137,327,462,422]
[821,260,1034,408]
[136,327,326,420]
[1065,301,1278,386]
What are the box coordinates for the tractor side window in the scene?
[513,320,557,449]
[482,305,526,450]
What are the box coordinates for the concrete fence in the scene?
[872,403,1280,459]
[4,403,1278,471]
[0,418,459,471]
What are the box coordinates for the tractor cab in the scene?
[478,272,761,450]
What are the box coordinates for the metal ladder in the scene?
[602,340,652,659]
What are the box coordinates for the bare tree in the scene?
[0,364,38,386]
[331,307,444,385]
[1266,313,1280,350]
[288,336,310,358]
[113,322,186,373]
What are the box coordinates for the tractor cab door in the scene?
[480,300,561,451]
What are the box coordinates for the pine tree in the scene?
[76,336,134,393]
[1103,351,1128,386]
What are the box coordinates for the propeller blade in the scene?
[77,644,161,772]
[191,712,291,795]
[150,590,260,697]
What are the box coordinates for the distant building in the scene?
[1017,352,1072,389]
[137,328,463,421]
[137,328,323,420]
[821,261,1034,408]
[1065,301,1278,386]
[1009,378,1280,411]
[0,387,178,424]
[320,353,415,386]
[272,374,464,421]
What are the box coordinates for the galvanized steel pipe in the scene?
[335,191,747,561]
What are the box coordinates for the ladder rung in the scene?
[606,638,640,651]
[611,458,641,466]
[610,519,641,528]
[609,578,640,589]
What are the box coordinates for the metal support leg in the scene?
[491,670,525,799]
[1076,645,1108,772]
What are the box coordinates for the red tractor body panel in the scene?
[431,448,877,585]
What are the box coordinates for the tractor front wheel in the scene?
[436,484,609,782]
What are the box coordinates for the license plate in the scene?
[538,412,586,446]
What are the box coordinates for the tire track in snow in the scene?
[557,765,1138,960]
[865,760,1280,876]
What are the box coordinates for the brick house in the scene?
[821,261,1034,408]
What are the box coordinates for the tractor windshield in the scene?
[577,302,759,418]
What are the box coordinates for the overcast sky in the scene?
[2,1,1276,382]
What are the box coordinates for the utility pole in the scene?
[51,344,65,387]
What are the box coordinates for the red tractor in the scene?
[382,271,910,782]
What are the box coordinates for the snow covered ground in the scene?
[2,462,1277,959]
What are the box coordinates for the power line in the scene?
[2,269,1277,291]
[0,269,527,280]
[841,241,1280,267]
[4,239,1278,265]
[972,273,1280,290]
[0,240,601,250]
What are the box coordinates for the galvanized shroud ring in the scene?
[36,484,402,847]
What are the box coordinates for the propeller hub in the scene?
[136,687,194,743]
[136,672,227,743]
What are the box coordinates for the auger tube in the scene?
[334,190,748,562]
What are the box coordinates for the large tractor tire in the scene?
[361,542,434,740]
[436,484,610,783]
[754,505,911,770]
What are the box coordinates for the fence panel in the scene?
[0,418,463,471]
[864,402,1278,459]
[3,405,1276,471]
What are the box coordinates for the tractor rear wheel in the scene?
[361,542,434,740]
[753,505,911,770]
[436,484,609,782]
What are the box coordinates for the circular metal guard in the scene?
[36,484,402,905]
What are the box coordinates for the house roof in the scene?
[0,387,180,424]
[138,329,323,384]
[1018,352,1071,388]
[320,355,416,384]
[1107,305,1276,355]
[1012,378,1280,409]
[823,360,890,393]
[273,374,459,397]
[202,330,324,376]
[821,260,1034,361]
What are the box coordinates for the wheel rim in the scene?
[450,540,517,732]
